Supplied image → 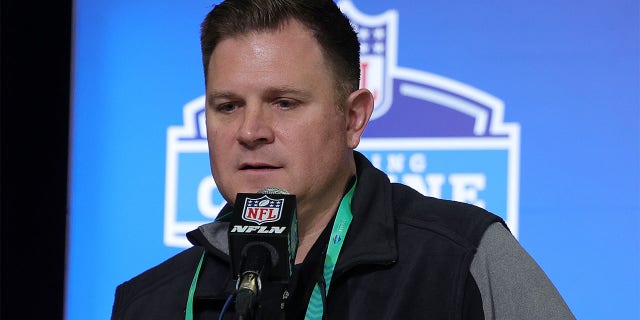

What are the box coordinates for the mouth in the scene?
[239,163,281,171]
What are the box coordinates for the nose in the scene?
[236,104,275,148]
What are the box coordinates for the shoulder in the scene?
[471,223,576,319]
[390,183,504,248]
[112,246,203,319]
[117,246,203,295]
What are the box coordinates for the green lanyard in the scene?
[186,250,206,320]
[304,181,355,320]
[185,180,356,320]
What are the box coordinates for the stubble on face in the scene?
[205,20,356,229]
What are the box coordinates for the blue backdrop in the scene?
[68,1,639,319]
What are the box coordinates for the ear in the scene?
[344,88,374,149]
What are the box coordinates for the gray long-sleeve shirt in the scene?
[471,223,575,319]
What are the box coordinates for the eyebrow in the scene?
[265,86,312,100]
[207,86,313,101]
[207,90,237,101]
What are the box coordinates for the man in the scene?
[112,0,575,319]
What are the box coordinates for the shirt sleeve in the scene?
[470,222,575,320]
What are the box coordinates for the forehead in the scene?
[206,20,335,90]
[213,20,318,61]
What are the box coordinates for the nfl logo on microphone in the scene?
[242,196,284,225]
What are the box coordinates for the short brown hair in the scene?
[200,0,360,104]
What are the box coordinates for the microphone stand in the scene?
[234,244,274,320]
[235,273,258,320]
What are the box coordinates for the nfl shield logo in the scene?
[242,195,284,225]
[339,1,397,120]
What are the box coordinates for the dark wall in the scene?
[1,1,71,318]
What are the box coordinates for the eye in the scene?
[216,102,239,113]
[274,99,299,110]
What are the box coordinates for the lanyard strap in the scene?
[304,180,356,320]
[185,250,206,320]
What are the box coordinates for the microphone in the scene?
[228,187,298,320]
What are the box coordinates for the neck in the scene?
[293,155,357,263]
[294,169,357,264]
[294,195,341,264]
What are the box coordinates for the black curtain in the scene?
[1,0,71,318]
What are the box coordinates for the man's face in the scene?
[205,20,358,216]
